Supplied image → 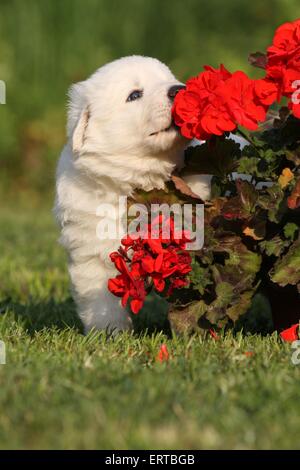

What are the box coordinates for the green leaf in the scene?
[286,149,300,166]
[260,236,290,257]
[226,291,253,322]
[236,249,262,276]
[182,138,241,180]
[270,238,300,287]
[168,300,208,335]
[287,178,300,210]
[257,184,285,223]
[284,223,299,240]
[236,180,258,213]
[188,259,212,295]
[221,195,250,220]
[236,155,260,175]
[281,116,300,146]
[214,282,234,308]
[248,51,267,69]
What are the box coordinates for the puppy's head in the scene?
[68,56,187,160]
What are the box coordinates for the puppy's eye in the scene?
[126,90,143,102]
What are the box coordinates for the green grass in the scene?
[1,204,300,450]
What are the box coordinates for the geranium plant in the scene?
[108,18,300,335]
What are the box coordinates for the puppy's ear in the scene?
[72,107,90,154]
[67,82,90,155]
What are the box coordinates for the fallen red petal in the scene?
[244,351,255,357]
[156,344,170,363]
[280,324,299,342]
[209,329,220,340]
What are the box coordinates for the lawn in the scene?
[0,203,300,450]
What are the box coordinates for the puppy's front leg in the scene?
[69,257,132,334]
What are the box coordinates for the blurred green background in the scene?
[0,0,298,201]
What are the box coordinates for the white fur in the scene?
[183,174,213,201]
[54,56,188,333]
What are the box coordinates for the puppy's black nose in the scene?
[168,84,185,100]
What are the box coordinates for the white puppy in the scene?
[54,56,188,333]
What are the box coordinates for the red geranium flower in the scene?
[265,18,300,118]
[167,277,189,296]
[172,65,236,140]
[172,65,276,140]
[225,71,267,130]
[267,18,300,62]
[108,216,192,314]
[253,77,279,105]
[107,254,147,314]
